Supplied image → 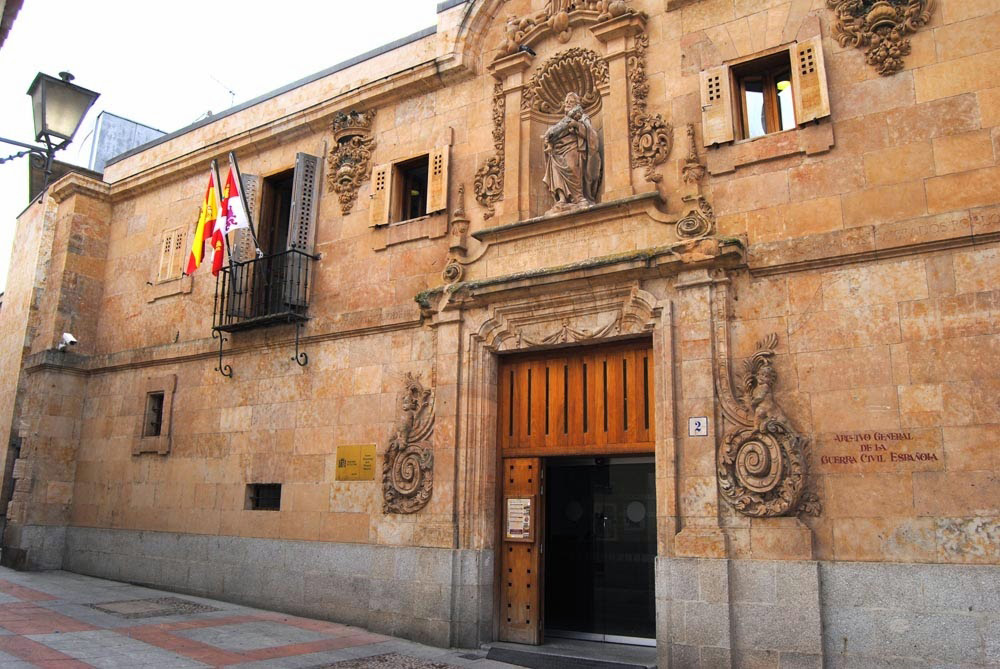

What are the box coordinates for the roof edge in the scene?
[105,24,438,168]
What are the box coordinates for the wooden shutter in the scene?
[157,228,185,282]
[369,162,391,226]
[426,146,449,214]
[288,154,320,254]
[499,457,544,645]
[700,64,734,146]
[790,36,830,125]
[235,172,261,261]
[283,153,321,308]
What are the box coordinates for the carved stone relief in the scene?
[676,195,715,239]
[474,82,505,219]
[500,1,627,56]
[627,33,672,183]
[327,110,376,215]
[382,374,435,514]
[714,326,821,518]
[827,0,934,76]
[521,47,609,117]
[477,284,659,352]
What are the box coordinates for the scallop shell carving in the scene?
[522,48,609,117]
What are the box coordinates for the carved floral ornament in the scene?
[827,0,934,76]
[717,334,821,517]
[327,110,376,215]
[382,374,435,514]
[500,1,632,55]
[627,33,672,182]
[474,82,505,219]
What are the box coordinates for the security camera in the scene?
[57,333,77,351]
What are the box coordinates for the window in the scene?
[369,146,449,226]
[396,155,429,221]
[142,392,164,437]
[133,375,176,455]
[733,52,796,139]
[246,483,281,511]
[700,37,830,147]
[156,227,186,282]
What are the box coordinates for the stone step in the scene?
[485,640,657,669]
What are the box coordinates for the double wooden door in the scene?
[497,341,655,645]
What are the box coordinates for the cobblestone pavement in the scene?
[0,566,517,668]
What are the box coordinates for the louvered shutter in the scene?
[157,228,185,282]
[284,153,321,307]
[790,36,830,125]
[426,146,449,214]
[369,163,391,226]
[700,65,734,146]
[157,232,174,282]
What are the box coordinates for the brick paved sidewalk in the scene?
[0,566,516,669]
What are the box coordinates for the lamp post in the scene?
[0,71,100,194]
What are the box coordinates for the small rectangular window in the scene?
[733,51,796,140]
[143,392,165,437]
[246,483,281,511]
[394,155,429,222]
[156,227,186,282]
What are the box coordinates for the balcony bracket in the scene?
[213,329,233,378]
[292,321,308,367]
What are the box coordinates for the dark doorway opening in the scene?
[544,456,656,645]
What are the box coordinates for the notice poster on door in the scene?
[505,496,534,542]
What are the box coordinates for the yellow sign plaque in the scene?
[335,444,377,481]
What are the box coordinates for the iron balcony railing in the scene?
[212,249,317,333]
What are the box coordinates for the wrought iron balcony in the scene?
[212,248,317,333]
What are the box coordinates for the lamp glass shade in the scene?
[26,73,100,144]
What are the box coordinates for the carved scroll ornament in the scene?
[382,374,435,514]
[717,334,821,517]
[475,82,505,219]
[327,110,376,215]
[827,0,934,76]
[628,33,672,182]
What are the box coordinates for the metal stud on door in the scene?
[500,457,543,644]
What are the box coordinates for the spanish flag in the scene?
[185,167,221,275]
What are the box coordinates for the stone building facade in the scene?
[1,1,998,667]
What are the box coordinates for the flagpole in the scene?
[211,159,236,271]
[229,151,263,255]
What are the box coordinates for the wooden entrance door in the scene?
[497,340,655,644]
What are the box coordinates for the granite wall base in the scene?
[657,557,998,668]
[62,526,494,649]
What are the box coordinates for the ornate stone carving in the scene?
[327,110,376,215]
[478,284,659,352]
[475,82,505,219]
[382,374,435,514]
[627,33,672,182]
[681,124,707,185]
[676,195,715,239]
[827,0,934,76]
[449,184,470,255]
[500,1,625,56]
[522,48,609,117]
[717,334,821,517]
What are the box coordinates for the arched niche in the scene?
[469,0,657,225]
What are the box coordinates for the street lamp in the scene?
[0,71,100,194]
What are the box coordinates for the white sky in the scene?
[0,0,441,293]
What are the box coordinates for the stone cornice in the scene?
[49,173,111,204]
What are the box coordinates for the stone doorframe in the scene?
[436,278,672,638]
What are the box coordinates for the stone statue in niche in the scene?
[543,92,602,215]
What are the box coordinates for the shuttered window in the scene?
[498,341,655,456]
[156,227,186,282]
[701,39,830,147]
[369,146,450,226]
